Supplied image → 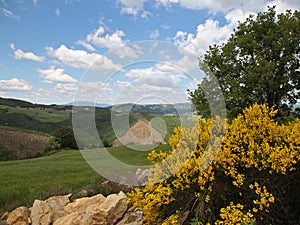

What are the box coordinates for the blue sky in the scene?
[0,0,299,105]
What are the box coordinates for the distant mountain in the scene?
[66,101,112,108]
[111,103,193,115]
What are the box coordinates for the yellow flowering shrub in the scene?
[127,104,300,224]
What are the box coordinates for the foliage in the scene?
[54,126,78,149]
[189,7,300,120]
[127,104,300,224]
[0,145,16,161]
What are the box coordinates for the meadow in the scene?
[0,144,170,215]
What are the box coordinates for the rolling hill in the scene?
[0,97,191,159]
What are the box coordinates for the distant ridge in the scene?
[0,97,193,115]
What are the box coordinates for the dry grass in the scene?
[0,126,50,159]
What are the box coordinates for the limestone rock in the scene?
[64,194,106,215]
[30,200,52,225]
[53,213,83,225]
[116,210,143,225]
[7,207,30,225]
[45,194,71,222]
[86,191,128,225]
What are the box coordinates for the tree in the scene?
[54,126,78,149]
[189,7,300,120]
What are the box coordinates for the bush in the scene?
[127,104,300,224]
[0,145,16,161]
[54,126,78,150]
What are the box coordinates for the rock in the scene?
[30,200,52,225]
[116,209,143,225]
[8,191,143,225]
[53,213,83,225]
[64,194,106,215]
[45,194,71,222]
[7,206,30,225]
[86,191,128,225]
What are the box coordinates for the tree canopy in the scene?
[189,6,300,120]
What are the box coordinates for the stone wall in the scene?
[6,192,143,225]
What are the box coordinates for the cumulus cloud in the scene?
[81,26,138,58]
[76,40,95,51]
[174,19,233,57]
[10,44,45,62]
[0,78,32,91]
[38,66,78,83]
[46,44,122,71]
[125,63,185,89]
[0,7,20,20]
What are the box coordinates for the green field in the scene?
[0,105,69,123]
[0,145,170,214]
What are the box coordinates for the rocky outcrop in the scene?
[112,119,166,146]
[7,192,143,225]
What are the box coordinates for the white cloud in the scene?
[46,44,122,71]
[82,26,138,58]
[38,66,78,83]
[54,8,61,16]
[149,29,160,39]
[14,49,45,62]
[0,7,20,20]
[156,0,263,13]
[54,83,77,93]
[10,44,45,62]
[119,0,151,18]
[174,19,233,57]
[115,80,131,88]
[76,40,95,51]
[125,63,185,89]
[156,0,300,14]
[0,78,32,91]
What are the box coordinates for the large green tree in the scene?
[189,7,300,119]
[54,126,78,150]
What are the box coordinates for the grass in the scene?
[0,105,70,123]
[108,144,171,166]
[0,144,171,214]
[0,150,100,214]
[0,126,50,159]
